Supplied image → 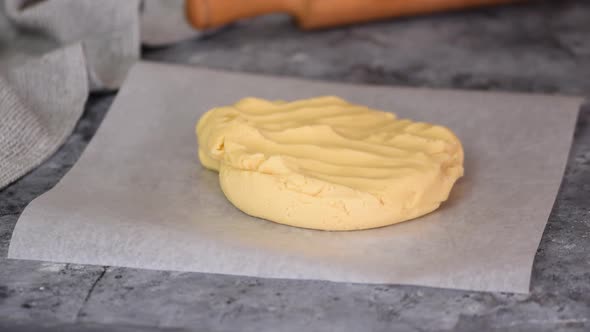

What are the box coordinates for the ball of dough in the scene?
[196,96,463,231]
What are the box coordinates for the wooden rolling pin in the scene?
[186,0,520,30]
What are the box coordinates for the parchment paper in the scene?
[8,62,582,293]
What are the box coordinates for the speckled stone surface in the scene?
[1,1,590,331]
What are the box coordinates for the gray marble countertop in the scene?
[1,1,590,331]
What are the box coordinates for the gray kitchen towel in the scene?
[0,0,199,189]
[0,45,88,189]
[141,0,199,46]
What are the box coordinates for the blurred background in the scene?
[1,0,589,94]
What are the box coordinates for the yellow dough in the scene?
[196,96,464,231]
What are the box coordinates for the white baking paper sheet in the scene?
[8,62,582,293]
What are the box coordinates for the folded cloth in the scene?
[0,45,88,189]
[0,0,199,189]
[141,0,199,46]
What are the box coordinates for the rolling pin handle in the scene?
[186,0,297,30]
